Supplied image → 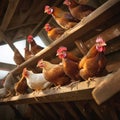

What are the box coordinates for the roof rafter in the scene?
[0,0,20,32]
[0,62,16,71]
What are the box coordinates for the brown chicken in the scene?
[13,48,25,65]
[79,36,108,81]
[27,35,43,55]
[24,47,33,61]
[63,0,95,20]
[44,23,65,41]
[44,5,79,30]
[14,76,28,95]
[57,46,81,81]
[37,59,71,87]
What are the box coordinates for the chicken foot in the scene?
[87,77,95,87]
[66,80,80,90]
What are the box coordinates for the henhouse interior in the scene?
[0,0,120,120]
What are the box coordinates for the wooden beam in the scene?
[74,101,91,120]
[85,22,120,48]
[48,103,63,117]
[0,30,16,51]
[106,50,120,71]
[89,101,105,120]
[6,22,38,31]
[61,102,80,120]
[0,0,20,31]
[0,62,16,71]
[92,68,120,105]
[39,103,58,119]
[0,80,95,105]
[29,104,47,119]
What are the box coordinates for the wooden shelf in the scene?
[0,80,95,105]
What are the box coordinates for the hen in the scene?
[24,47,39,73]
[79,36,108,81]
[37,59,71,87]
[57,46,81,81]
[13,48,25,65]
[44,5,79,29]
[44,23,65,41]
[0,72,16,98]
[14,76,28,95]
[27,35,43,55]
[63,0,95,20]
[22,68,52,91]
[24,47,33,61]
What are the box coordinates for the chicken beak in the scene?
[36,64,39,67]
[56,53,59,56]
[44,10,47,13]
[102,42,107,46]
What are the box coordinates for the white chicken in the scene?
[22,68,53,91]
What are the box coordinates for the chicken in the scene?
[24,47,33,61]
[44,23,65,41]
[27,35,43,55]
[22,68,52,91]
[79,36,108,81]
[57,46,81,81]
[63,0,95,20]
[44,5,79,29]
[13,48,25,65]
[24,45,40,73]
[37,59,71,87]
[0,72,16,98]
[14,76,28,95]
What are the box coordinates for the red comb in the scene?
[45,23,50,28]
[57,46,67,53]
[44,5,50,11]
[63,0,69,4]
[96,36,104,43]
[27,35,33,40]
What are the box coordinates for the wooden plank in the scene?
[9,0,120,77]
[92,68,120,105]
[29,104,47,119]
[6,22,38,31]
[89,101,105,120]
[0,80,95,105]
[106,50,120,71]
[0,0,20,32]
[38,103,58,119]
[61,102,80,120]
[48,103,63,118]
[0,30,16,51]
[74,101,91,120]
[85,22,120,48]
[0,62,16,71]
